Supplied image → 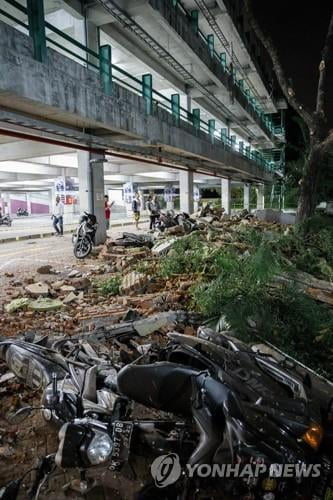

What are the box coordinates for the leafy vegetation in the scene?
[159,234,212,277]
[96,276,121,296]
[159,222,333,378]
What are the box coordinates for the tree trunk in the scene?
[296,141,324,221]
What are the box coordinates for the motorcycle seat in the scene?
[117,362,200,415]
[117,362,229,418]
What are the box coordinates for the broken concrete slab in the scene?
[52,280,65,290]
[63,292,77,304]
[152,239,177,256]
[60,285,76,293]
[120,271,148,295]
[28,298,63,312]
[25,282,49,297]
[68,270,82,278]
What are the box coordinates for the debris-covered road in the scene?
[0,209,332,499]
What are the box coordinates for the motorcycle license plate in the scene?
[109,421,133,471]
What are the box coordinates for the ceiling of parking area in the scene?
[0,136,218,192]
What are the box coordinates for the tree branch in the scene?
[316,10,333,117]
[243,0,314,129]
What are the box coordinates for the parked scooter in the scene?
[157,210,198,233]
[72,211,98,259]
[0,313,332,499]
[16,208,29,216]
[0,214,12,226]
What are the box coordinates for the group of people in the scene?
[52,192,162,237]
[130,193,161,231]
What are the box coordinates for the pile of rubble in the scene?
[1,208,332,342]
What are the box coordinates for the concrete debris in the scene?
[52,280,65,290]
[28,298,63,311]
[63,292,78,304]
[68,269,82,278]
[70,277,91,290]
[120,271,148,296]
[59,285,76,293]
[152,239,177,256]
[37,265,55,274]
[25,282,49,297]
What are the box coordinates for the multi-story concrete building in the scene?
[0,0,286,242]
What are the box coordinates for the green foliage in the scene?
[97,276,121,296]
[189,227,333,378]
[191,244,281,325]
[159,234,211,277]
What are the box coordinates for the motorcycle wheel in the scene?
[74,237,92,259]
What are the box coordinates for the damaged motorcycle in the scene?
[0,312,332,499]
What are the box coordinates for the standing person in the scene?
[104,195,114,231]
[132,192,141,230]
[52,195,64,236]
[146,194,160,230]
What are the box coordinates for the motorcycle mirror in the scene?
[8,406,33,424]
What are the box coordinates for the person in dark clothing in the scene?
[132,192,141,230]
[146,195,160,230]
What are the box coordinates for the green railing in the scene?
[158,0,285,139]
[0,0,281,174]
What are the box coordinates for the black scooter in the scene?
[72,211,98,259]
[0,315,332,499]
[0,214,12,226]
[16,208,29,216]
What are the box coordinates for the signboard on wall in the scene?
[123,182,138,216]
[164,186,176,202]
[55,177,79,205]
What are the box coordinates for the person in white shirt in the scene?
[52,195,64,236]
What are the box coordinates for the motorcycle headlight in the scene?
[86,430,113,465]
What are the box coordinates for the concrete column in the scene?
[26,193,32,215]
[243,183,250,211]
[221,178,231,214]
[78,150,106,245]
[179,170,194,214]
[3,193,10,215]
[256,184,265,210]
[86,20,99,67]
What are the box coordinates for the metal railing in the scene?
[149,0,285,139]
[0,0,281,174]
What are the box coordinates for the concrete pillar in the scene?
[86,21,99,65]
[78,151,106,245]
[3,193,10,215]
[243,183,250,211]
[221,178,231,214]
[26,193,32,215]
[256,184,265,210]
[179,170,194,214]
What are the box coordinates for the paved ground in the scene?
[0,214,145,241]
[0,221,148,306]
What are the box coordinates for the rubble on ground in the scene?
[1,209,332,376]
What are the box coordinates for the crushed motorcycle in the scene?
[0,312,332,500]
